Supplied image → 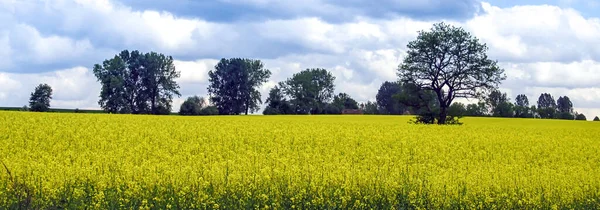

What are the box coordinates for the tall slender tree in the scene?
[208,58,271,115]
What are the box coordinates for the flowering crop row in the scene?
[1,111,599,209]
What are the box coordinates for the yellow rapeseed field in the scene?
[1,111,599,209]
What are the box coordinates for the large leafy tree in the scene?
[397,22,505,124]
[208,58,271,115]
[93,50,181,114]
[280,68,336,114]
[376,81,406,114]
[537,93,556,119]
[29,83,53,112]
[593,116,599,121]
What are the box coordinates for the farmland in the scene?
[1,111,599,209]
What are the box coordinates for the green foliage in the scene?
[593,116,599,121]
[556,112,575,120]
[465,102,487,117]
[208,58,271,115]
[93,50,181,114]
[179,96,206,116]
[536,93,556,119]
[557,96,573,114]
[199,106,219,115]
[332,93,359,111]
[263,85,293,115]
[448,102,466,117]
[359,101,379,115]
[575,113,587,121]
[514,94,532,118]
[397,22,505,124]
[28,84,53,112]
[280,68,336,114]
[376,81,407,114]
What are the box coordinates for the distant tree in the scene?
[575,113,587,121]
[208,58,271,115]
[360,101,379,115]
[397,22,505,124]
[179,96,206,116]
[332,93,359,110]
[465,102,487,117]
[323,103,342,114]
[395,82,445,124]
[376,81,406,114]
[485,90,513,117]
[514,94,531,118]
[537,93,556,119]
[264,85,293,115]
[20,105,29,112]
[448,102,467,117]
[593,116,599,121]
[280,68,335,114]
[556,96,574,120]
[93,50,181,114]
[29,83,53,112]
[515,94,529,107]
[199,106,219,115]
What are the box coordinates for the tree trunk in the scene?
[438,106,448,124]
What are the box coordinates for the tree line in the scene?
[12,22,600,124]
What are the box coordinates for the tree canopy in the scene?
[179,96,206,116]
[537,93,556,119]
[29,83,53,112]
[208,58,271,115]
[376,81,407,114]
[93,50,181,115]
[397,22,505,124]
[280,68,336,114]
[594,116,600,121]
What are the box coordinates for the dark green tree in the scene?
[514,94,531,118]
[448,102,467,117]
[263,85,293,115]
[179,96,206,116]
[199,106,219,115]
[376,81,407,114]
[360,101,379,114]
[575,112,587,121]
[556,96,574,120]
[280,68,336,114]
[29,83,53,112]
[485,90,513,117]
[593,116,599,121]
[93,50,181,114]
[397,22,505,124]
[465,102,487,117]
[332,93,359,110]
[537,93,556,119]
[208,58,271,115]
[395,82,444,124]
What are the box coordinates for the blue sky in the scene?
[0,0,599,118]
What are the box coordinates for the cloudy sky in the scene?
[1,0,599,118]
